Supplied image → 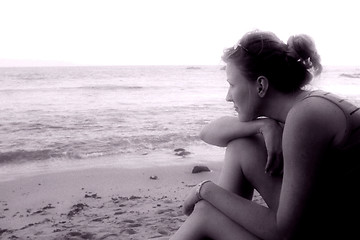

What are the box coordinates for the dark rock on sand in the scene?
[150,175,158,180]
[192,166,210,174]
[174,148,185,152]
[84,192,101,199]
[67,203,88,218]
[174,148,191,157]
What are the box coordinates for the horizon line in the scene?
[1,64,357,69]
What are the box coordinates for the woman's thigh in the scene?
[219,136,282,210]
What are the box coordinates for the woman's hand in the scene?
[259,118,284,176]
[183,185,200,216]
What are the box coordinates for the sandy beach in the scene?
[1,65,358,239]
[0,158,266,240]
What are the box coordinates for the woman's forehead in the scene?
[226,63,243,78]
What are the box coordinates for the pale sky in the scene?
[0,0,359,67]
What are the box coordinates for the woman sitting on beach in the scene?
[170,30,360,239]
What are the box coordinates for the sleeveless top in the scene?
[302,90,360,151]
[295,90,360,238]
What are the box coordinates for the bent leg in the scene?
[219,136,282,210]
[170,201,261,240]
[171,136,282,239]
[218,137,256,199]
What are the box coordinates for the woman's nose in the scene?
[226,90,233,102]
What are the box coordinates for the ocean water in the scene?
[0,65,359,179]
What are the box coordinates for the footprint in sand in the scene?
[157,227,170,236]
[127,223,142,228]
[123,219,135,223]
[156,208,174,215]
[65,231,94,239]
[120,228,137,235]
[91,216,110,222]
[114,210,126,215]
[97,233,120,239]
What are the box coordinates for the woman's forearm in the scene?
[199,117,270,147]
[201,182,281,240]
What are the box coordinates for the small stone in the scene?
[174,148,186,152]
[150,175,158,180]
[174,148,191,157]
[84,193,101,199]
[192,165,211,174]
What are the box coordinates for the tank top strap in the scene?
[302,90,360,149]
[303,90,360,115]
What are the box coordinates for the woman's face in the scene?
[225,62,260,121]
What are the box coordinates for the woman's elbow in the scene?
[199,127,207,142]
[199,128,227,147]
[199,125,212,143]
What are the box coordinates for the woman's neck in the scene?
[261,90,308,123]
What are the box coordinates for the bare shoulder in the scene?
[285,96,347,146]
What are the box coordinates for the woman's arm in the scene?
[200,116,284,175]
[200,116,281,147]
[199,116,262,147]
[276,97,346,238]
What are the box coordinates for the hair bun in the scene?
[287,34,322,76]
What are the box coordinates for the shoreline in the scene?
[0,144,226,183]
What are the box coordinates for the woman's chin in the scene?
[237,114,252,122]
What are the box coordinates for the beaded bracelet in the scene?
[195,180,212,201]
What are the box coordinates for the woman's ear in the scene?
[256,76,269,98]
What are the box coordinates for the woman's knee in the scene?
[190,200,261,240]
[225,136,267,171]
[192,200,224,223]
[193,200,214,216]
